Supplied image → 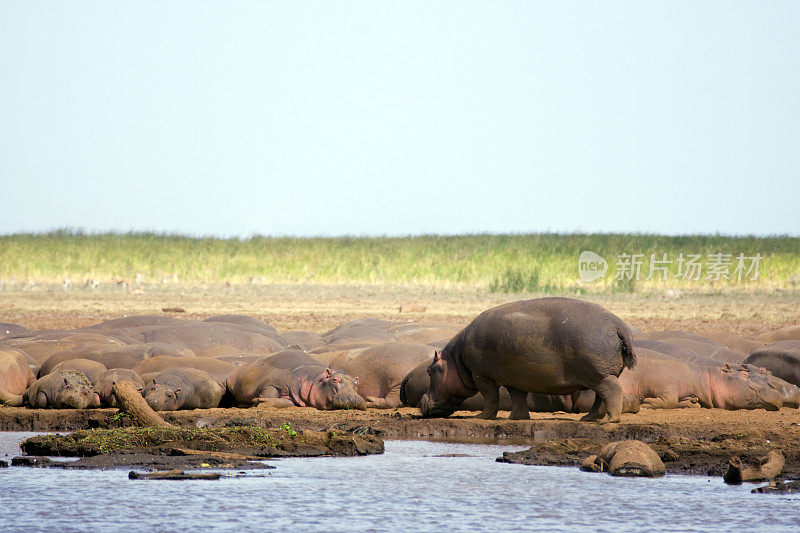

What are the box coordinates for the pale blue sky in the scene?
[1,2,798,237]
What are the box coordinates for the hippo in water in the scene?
[226,350,365,410]
[23,369,101,409]
[419,298,636,422]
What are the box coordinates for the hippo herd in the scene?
[1,297,799,423]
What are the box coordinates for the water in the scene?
[0,433,797,532]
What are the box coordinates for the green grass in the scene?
[0,231,798,293]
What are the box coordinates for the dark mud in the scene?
[3,406,800,477]
[16,426,384,470]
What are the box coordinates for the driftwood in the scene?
[112,380,173,428]
[128,469,220,480]
[170,448,262,461]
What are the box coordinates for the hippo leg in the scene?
[581,375,623,423]
[473,374,500,420]
[642,397,700,409]
[253,397,295,408]
[507,386,531,420]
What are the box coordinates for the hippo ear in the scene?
[354,377,359,388]
[434,351,442,362]
[174,388,182,395]
[64,377,69,385]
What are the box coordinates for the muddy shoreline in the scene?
[3,406,799,478]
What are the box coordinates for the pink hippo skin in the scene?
[23,369,101,409]
[226,350,365,410]
[618,350,799,410]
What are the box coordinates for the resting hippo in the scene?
[50,358,108,386]
[755,326,800,343]
[0,350,36,406]
[226,350,365,410]
[96,368,145,407]
[420,298,635,422]
[581,440,665,477]
[23,369,101,409]
[133,356,235,384]
[143,368,225,411]
[619,350,799,410]
[0,323,30,339]
[116,324,285,358]
[38,343,196,375]
[334,342,435,408]
[743,341,800,387]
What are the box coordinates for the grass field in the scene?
[0,231,798,293]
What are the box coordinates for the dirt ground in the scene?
[1,282,799,335]
[2,284,800,478]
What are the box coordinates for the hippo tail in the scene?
[618,327,636,370]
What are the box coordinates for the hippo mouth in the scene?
[332,393,366,411]
[418,394,458,418]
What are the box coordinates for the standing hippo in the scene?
[226,350,365,410]
[142,368,225,411]
[23,369,101,409]
[419,298,635,422]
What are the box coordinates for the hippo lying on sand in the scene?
[0,350,35,406]
[620,350,800,410]
[24,369,101,409]
[143,368,225,411]
[226,350,365,410]
[743,341,800,387]
[420,298,635,422]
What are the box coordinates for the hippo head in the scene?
[419,351,470,418]
[307,369,366,411]
[713,363,783,411]
[55,372,101,409]
[144,384,182,411]
[743,364,800,408]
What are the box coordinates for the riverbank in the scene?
[2,406,799,477]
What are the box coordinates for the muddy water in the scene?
[0,433,797,532]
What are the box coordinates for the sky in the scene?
[1,2,798,238]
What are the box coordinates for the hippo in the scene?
[280,331,327,351]
[0,350,36,406]
[755,326,800,343]
[420,298,635,422]
[581,440,665,477]
[401,360,639,414]
[692,330,767,355]
[226,350,365,410]
[37,343,195,376]
[0,323,29,339]
[619,350,799,410]
[142,368,225,411]
[50,358,108,386]
[202,315,287,344]
[655,338,746,364]
[386,321,461,346]
[334,342,435,408]
[113,324,284,358]
[743,341,800,387]
[23,369,101,409]
[1,333,128,365]
[134,356,235,384]
[632,339,718,366]
[96,368,145,407]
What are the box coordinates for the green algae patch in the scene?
[20,426,384,458]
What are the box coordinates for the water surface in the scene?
[0,433,796,532]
